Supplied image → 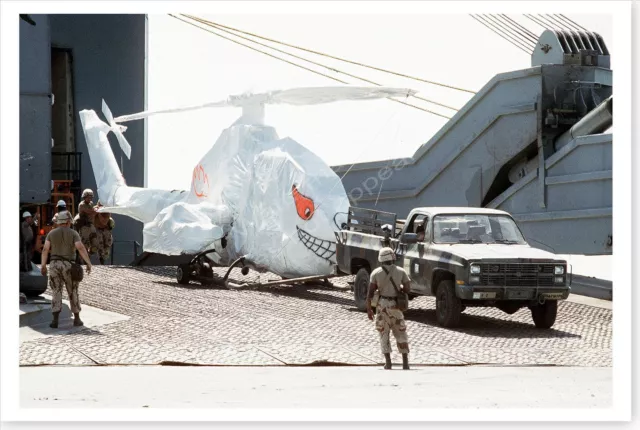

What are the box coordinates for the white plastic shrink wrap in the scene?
[78,86,415,277]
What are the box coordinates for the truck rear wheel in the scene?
[436,280,462,328]
[354,268,370,312]
[530,300,558,329]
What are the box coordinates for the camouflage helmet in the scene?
[378,247,395,263]
[82,189,94,199]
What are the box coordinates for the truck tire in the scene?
[354,268,370,312]
[177,264,191,285]
[436,280,462,328]
[530,300,558,329]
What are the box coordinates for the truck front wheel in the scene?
[354,268,370,312]
[436,280,462,328]
[530,300,558,329]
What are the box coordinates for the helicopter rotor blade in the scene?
[109,86,417,124]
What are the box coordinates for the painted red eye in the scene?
[292,184,315,221]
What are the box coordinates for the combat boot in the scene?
[402,353,410,370]
[73,313,84,327]
[50,311,60,329]
[99,256,104,265]
[383,353,392,370]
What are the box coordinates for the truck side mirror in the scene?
[401,233,419,244]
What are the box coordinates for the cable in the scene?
[169,14,451,119]
[483,14,534,49]
[535,14,564,31]
[544,14,574,31]
[473,14,534,53]
[482,14,536,50]
[185,14,459,112]
[553,14,583,32]
[497,14,539,43]
[180,14,476,95]
[470,14,532,54]
[557,14,589,32]
[524,14,551,30]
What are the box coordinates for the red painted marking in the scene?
[193,164,210,198]
[292,184,315,221]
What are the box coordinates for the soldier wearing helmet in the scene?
[40,210,93,328]
[75,188,99,259]
[20,211,37,271]
[366,247,412,370]
[93,200,115,265]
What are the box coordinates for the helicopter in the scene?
[78,86,416,284]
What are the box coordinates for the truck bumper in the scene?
[455,284,571,301]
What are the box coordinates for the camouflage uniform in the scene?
[44,215,86,328]
[49,259,81,314]
[374,297,410,354]
[369,247,411,369]
[20,219,35,270]
[94,212,114,262]
[77,201,99,255]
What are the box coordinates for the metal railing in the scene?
[51,152,82,206]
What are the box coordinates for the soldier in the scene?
[415,220,426,242]
[366,247,412,370]
[40,211,93,328]
[75,188,99,260]
[93,200,115,265]
[21,211,36,271]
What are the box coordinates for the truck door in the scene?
[398,213,430,294]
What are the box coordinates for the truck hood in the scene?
[430,243,563,261]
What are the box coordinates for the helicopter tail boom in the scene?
[79,104,185,224]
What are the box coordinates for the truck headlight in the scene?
[554,276,564,284]
[470,264,481,274]
[470,275,481,284]
[554,266,565,275]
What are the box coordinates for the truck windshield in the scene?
[433,214,527,245]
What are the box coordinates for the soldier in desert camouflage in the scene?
[93,200,115,265]
[40,211,93,328]
[75,188,99,260]
[366,247,411,370]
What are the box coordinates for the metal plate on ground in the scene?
[19,266,612,368]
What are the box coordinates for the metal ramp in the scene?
[334,30,612,256]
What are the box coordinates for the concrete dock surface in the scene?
[20,365,611,409]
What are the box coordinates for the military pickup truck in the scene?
[334,206,572,329]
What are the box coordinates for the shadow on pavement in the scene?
[401,308,581,339]
[151,273,579,340]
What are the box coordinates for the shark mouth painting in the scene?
[296,226,336,262]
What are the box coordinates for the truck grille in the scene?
[478,263,557,287]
